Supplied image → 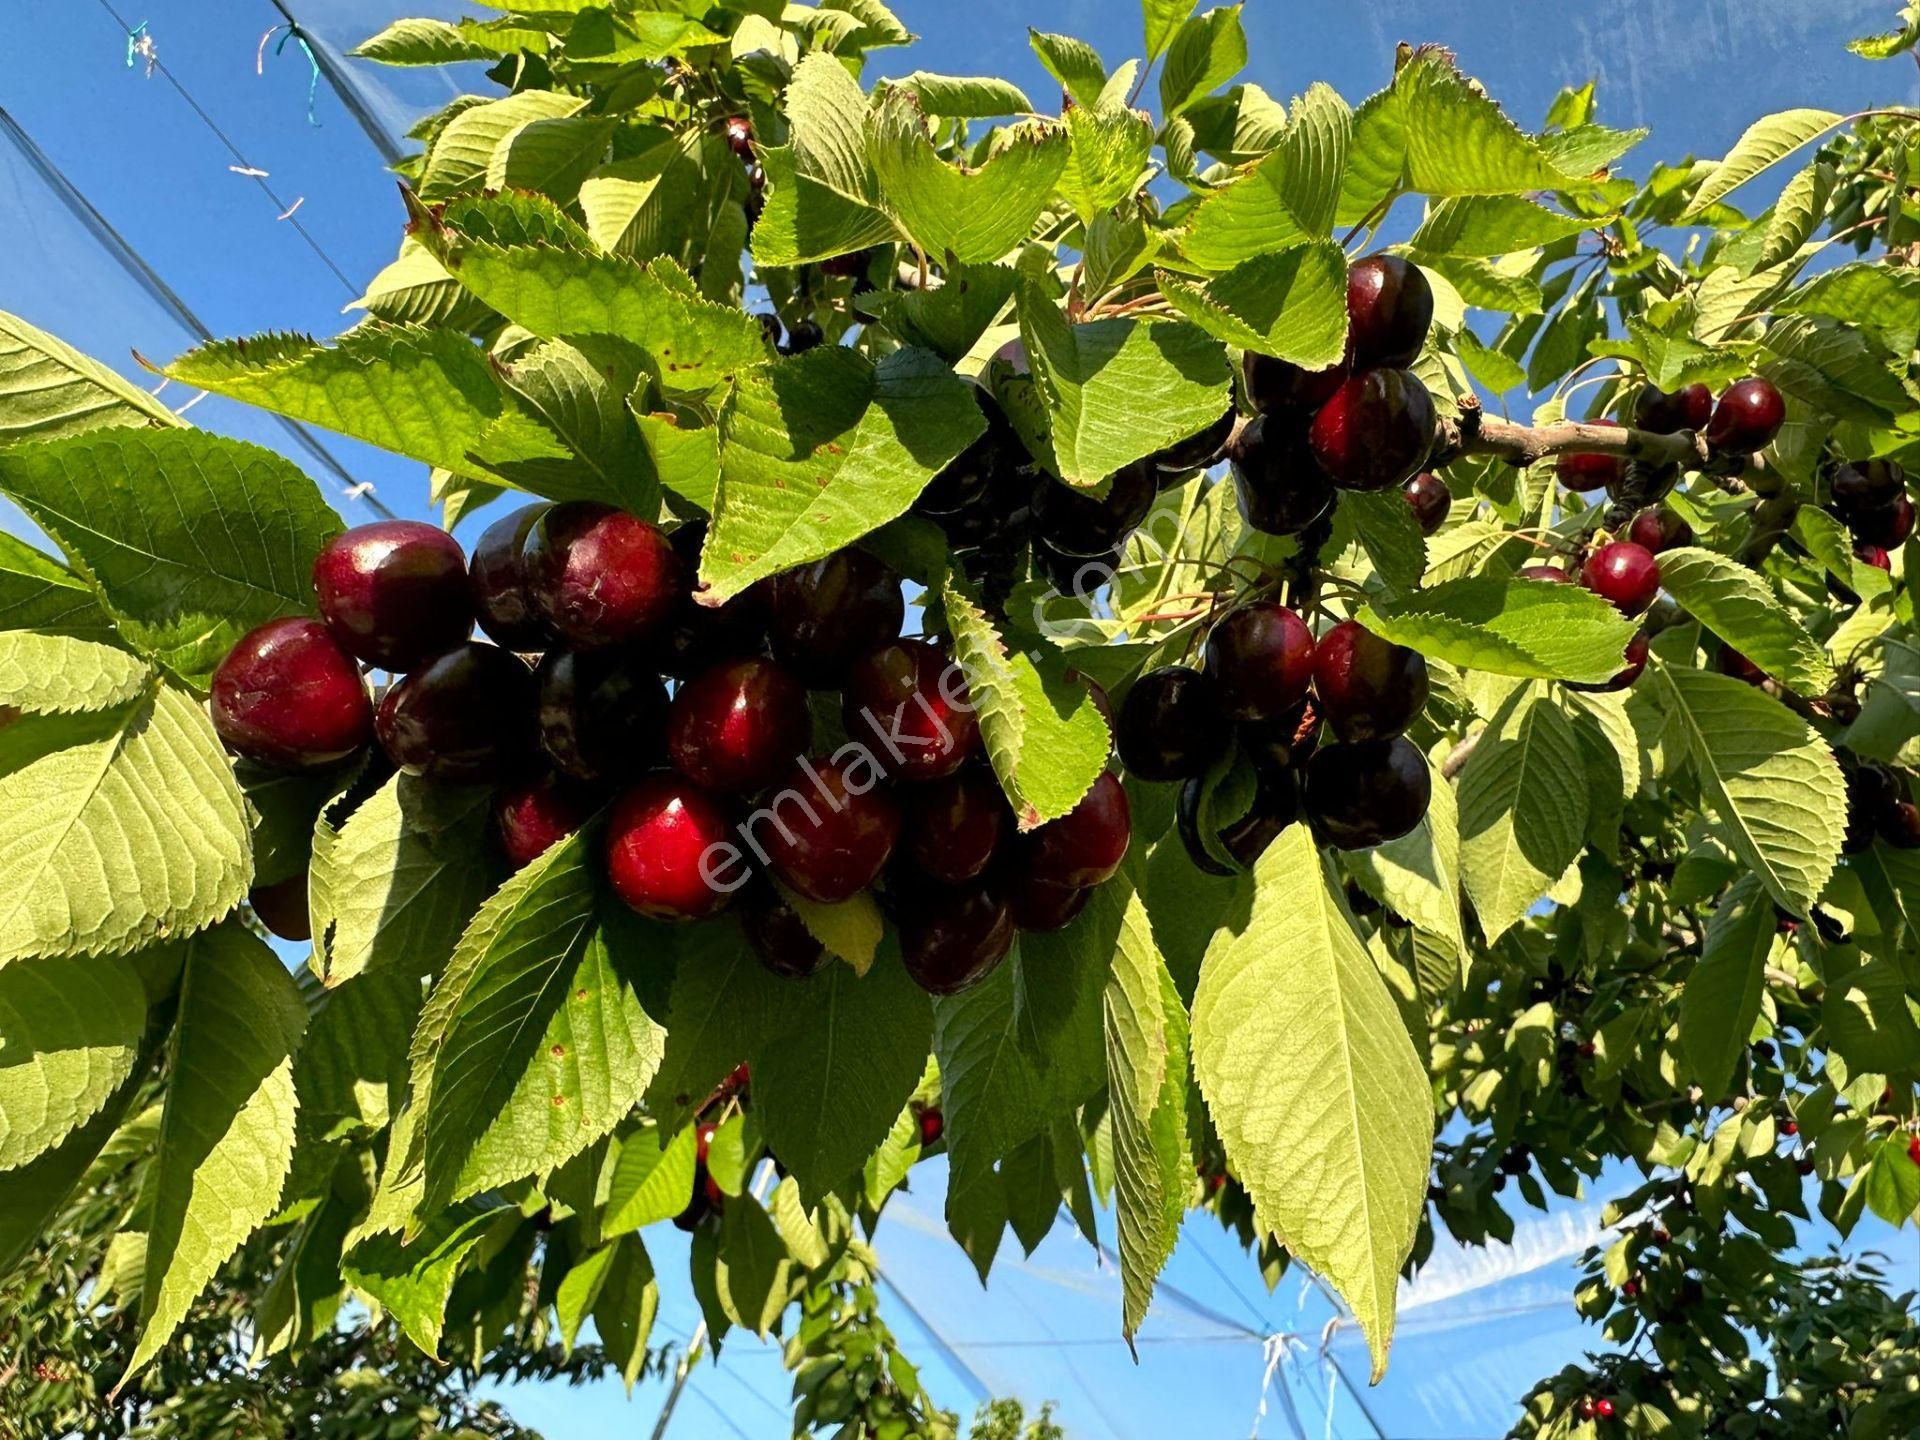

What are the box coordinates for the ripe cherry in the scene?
[249,874,312,942]
[211,617,373,770]
[1022,770,1130,889]
[1402,471,1452,536]
[1242,352,1347,417]
[650,521,769,680]
[313,520,472,672]
[917,391,1024,516]
[1311,620,1430,743]
[606,773,737,921]
[1518,563,1575,584]
[1632,381,1713,435]
[1204,604,1316,726]
[766,548,905,687]
[1782,1119,1799,1136]
[1228,412,1336,536]
[469,504,554,652]
[1034,534,1121,597]
[898,876,1016,996]
[1627,506,1693,554]
[1569,630,1651,693]
[1879,800,1920,849]
[918,1106,945,1146]
[1554,419,1624,493]
[723,115,753,158]
[525,502,682,649]
[1908,1134,1920,1167]
[740,879,830,979]
[1346,255,1434,368]
[1857,542,1893,574]
[1831,458,1906,513]
[1007,874,1091,933]
[1308,368,1436,492]
[377,642,536,784]
[536,648,670,783]
[904,770,1007,884]
[496,771,593,870]
[1594,1398,1616,1420]
[1305,737,1431,850]
[1177,765,1300,874]
[668,656,811,794]
[1850,493,1915,548]
[1033,462,1157,556]
[760,756,901,903]
[843,640,979,782]
[1116,666,1229,782]
[1576,1398,1596,1421]
[1703,376,1786,455]
[1151,406,1236,474]
[1581,541,1661,617]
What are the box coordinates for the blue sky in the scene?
[5,1,1919,1436]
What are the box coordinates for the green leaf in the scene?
[341,1202,505,1357]
[0,632,149,715]
[1650,662,1846,917]
[889,73,1034,118]
[1682,108,1842,219]
[1824,957,1920,1074]
[642,917,783,1129]
[350,240,496,330]
[860,262,1022,363]
[1100,856,1189,1340]
[1028,31,1107,110]
[0,533,115,640]
[126,925,305,1380]
[1337,86,1408,226]
[488,115,615,201]
[0,1073,150,1276]
[1761,316,1917,428]
[751,53,899,266]
[1181,85,1351,267]
[352,17,542,65]
[1364,574,1638,685]
[591,1234,660,1392]
[408,829,601,1214]
[0,428,344,686]
[1654,547,1834,698]
[752,946,933,1200]
[872,97,1069,264]
[419,90,586,200]
[0,953,148,1170]
[1057,102,1156,225]
[1777,262,1920,350]
[1409,196,1595,257]
[1395,50,1594,197]
[701,346,983,602]
[1143,0,1197,61]
[773,880,883,976]
[1190,825,1429,1381]
[1452,327,1526,394]
[1347,752,1465,957]
[1017,293,1233,486]
[716,1191,795,1336]
[0,686,250,965]
[315,775,497,985]
[1158,242,1349,368]
[603,1123,698,1237]
[1679,874,1774,1100]
[1754,161,1837,273]
[1159,6,1246,117]
[1338,484,1426,601]
[942,579,1112,829]
[0,309,179,446]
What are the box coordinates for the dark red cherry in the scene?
[650,521,769,680]
[1150,406,1236,474]
[1878,800,1920,850]
[1850,493,1915,548]
[917,391,1023,516]
[1716,644,1769,686]
[213,618,373,770]
[1311,620,1430,743]
[783,318,823,354]
[1703,377,1786,455]
[842,640,979,782]
[1308,368,1436,492]
[249,874,312,942]
[1857,542,1893,574]
[605,773,737,921]
[740,880,830,979]
[1305,737,1431,849]
[898,877,1016,996]
[1517,563,1576,584]
[468,504,555,652]
[1554,419,1624,493]
[535,648,670,783]
[668,656,811,794]
[1204,604,1316,726]
[1843,760,1903,854]
[1177,765,1300,874]
[1831,458,1905,513]
[525,502,682,649]
[1033,535,1121,597]
[1569,630,1651,693]
[1115,666,1229,782]
[495,771,593,870]
[313,520,471,672]
[1581,541,1661,617]
[917,1106,945,1146]
[1022,770,1130,889]
[1242,352,1347,417]
[1346,255,1434,369]
[766,548,905,687]
[1007,874,1090,933]
[1627,507,1693,553]
[759,756,901,904]
[1227,412,1335,536]
[1632,382,1713,435]
[723,115,754,158]
[1240,695,1323,772]
[1033,461,1157,556]
[1402,471,1452,536]
[376,643,535,783]
[905,770,1007,884]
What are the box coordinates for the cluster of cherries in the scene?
[1825,454,1912,581]
[1117,608,1434,857]
[1841,754,1920,852]
[208,502,1136,998]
